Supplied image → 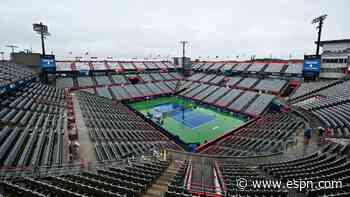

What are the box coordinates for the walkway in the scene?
[72,93,97,163]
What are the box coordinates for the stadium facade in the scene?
[318,39,350,79]
[1,53,350,196]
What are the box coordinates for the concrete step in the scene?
[160,172,176,178]
[142,161,177,197]
[143,184,168,196]
[154,181,168,187]
[147,186,167,193]
[143,192,162,197]
[155,177,172,186]
[165,169,177,174]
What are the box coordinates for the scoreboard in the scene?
[41,54,56,72]
[303,55,321,72]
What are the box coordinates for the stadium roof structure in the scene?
[315,38,350,46]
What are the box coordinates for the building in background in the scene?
[11,51,56,83]
[318,39,350,79]
[11,51,41,66]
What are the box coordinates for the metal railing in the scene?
[166,149,284,166]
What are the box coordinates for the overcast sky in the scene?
[1,0,349,60]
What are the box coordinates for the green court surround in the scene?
[129,96,245,144]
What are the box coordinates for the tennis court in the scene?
[129,96,245,144]
[170,109,215,128]
[153,103,215,128]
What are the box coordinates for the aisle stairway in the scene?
[143,160,178,197]
[72,93,97,162]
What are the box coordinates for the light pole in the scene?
[5,45,18,54]
[180,41,188,70]
[312,15,327,56]
[33,22,51,55]
[179,41,188,129]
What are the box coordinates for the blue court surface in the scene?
[153,103,183,113]
[153,103,215,128]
